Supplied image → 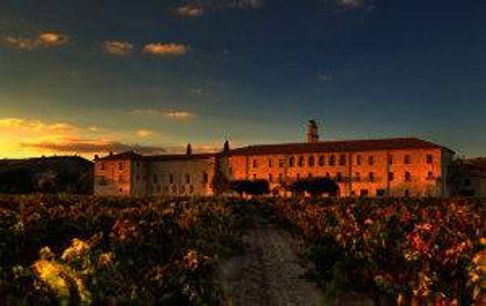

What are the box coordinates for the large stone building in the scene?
[449,158,486,197]
[94,121,455,197]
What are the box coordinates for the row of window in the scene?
[251,171,435,183]
[252,154,435,169]
[149,184,196,195]
[136,172,209,185]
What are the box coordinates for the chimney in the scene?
[223,140,230,153]
[306,119,319,143]
[186,143,192,155]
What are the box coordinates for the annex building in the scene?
[94,121,455,197]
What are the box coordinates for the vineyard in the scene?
[0,195,484,305]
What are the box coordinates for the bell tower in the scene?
[306,119,319,143]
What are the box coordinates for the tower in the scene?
[306,119,319,143]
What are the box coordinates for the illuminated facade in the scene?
[94,121,455,197]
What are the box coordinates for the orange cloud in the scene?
[130,109,196,120]
[176,3,205,17]
[135,129,155,137]
[102,40,134,56]
[3,31,69,50]
[142,43,188,56]
[23,138,169,156]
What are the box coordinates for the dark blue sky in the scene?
[0,0,484,158]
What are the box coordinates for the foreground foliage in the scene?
[260,197,485,305]
[0,195,242,305]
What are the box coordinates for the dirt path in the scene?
[217,216,323,306]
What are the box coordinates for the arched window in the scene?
[339,154,346,166]
[289,156,295,167]
[318,156,325,166]
[185,174,191,184]
[298,156,305,167]
[308,156,315,167]
[329,155,336,166]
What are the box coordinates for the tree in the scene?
[229,179,270,196]
[211,168,230,195]
[289,177,339,197]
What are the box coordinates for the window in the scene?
[329,155,336,166]
[296,173,301,179]
[376,189,386,197]
[180,185,185,194]
[118,175,123,183]
[189,185,194,194]
[100,163,105,170]
[202,172,209,184]
[308,156,315,167]
[325,172,330,178]
[169,174,174,184]
[153,174,158,184]
[318,156,325,166]
[355,172,361,182]
[268,158,273,168]
[356,155,362,166]
[337,172,343,182]
[388,172,394,181]
[369,172,375,182]
[253,159,258,168]
[289,156,295,167]
[156,185,161,193]
[360,189,369,197]
[464,179,472,186]
[427,171,433,179]
[426,154,433,164]
[308,173,313,178]
[388,155,394,165]
[404,155,411,164]
[136,174,140,182]
[339,154,346,166]
[278,159,285,168]
[368,156,374,165]
[253,174,257,180]
[405,171,411,182]
[118,162,124,170]
[269,174,273,182]
[185,174,191,184]
[229,167,233,175]
[298,156,305,167]
[404,189,410,197]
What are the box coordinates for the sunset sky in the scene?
[0,0,484,159]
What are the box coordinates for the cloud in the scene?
[2,31,69,50]
[22,138,169,156]
[317,73,334,83]
[142,43,188,56]
[130,109,196,120]
[135,129,155,137]
[176,3,205,17]
[224,0,263,9]
[102,40,134,56]
[0,118,77,133]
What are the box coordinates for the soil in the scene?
[217,216,323,306]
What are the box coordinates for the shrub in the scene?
[289,177,339,197]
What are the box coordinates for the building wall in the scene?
[144,158,216,197]
[94,159,132,196]
[226,148,448,197]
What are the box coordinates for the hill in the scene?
[0,156,93,194]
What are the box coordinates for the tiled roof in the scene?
[98,151,143,161]
[227,138,452,156]
[144,153,216,162]
[98,151,215,162]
